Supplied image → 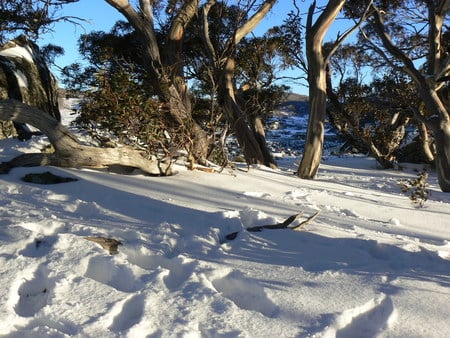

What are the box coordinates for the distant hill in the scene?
[275,92,309,116]
[283,93,308,102]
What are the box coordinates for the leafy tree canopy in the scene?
[0,0,81,43]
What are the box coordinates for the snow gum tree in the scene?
[201,0,278,167]
[358,0,450,192]
[104,0,210,164]
[297,0,372,179]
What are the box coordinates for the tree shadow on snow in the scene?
[2,166,449,291]
[222,228,450,291]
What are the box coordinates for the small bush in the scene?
[76,68,187,158]
[398,170,431,207]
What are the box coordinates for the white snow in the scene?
[0,45,35,63]
[0,107,450,337]
[12,69,29,89]
[0,45,34,90]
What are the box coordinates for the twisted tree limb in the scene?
[0,99,171,175]
[225,210,320,241]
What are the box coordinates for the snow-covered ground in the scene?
[0,104,449,337]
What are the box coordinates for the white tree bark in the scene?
[298,0,372,178]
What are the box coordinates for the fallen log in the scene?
[0,99,171,175]
[225,210,320,241]
[84,236,122,255]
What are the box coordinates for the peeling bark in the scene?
[0,36,61,140]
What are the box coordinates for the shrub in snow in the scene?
[398,170,431,207]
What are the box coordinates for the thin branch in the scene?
[359,28,403,73]
[201,0,217,64]
[234,0,277,45]
[325,0,373,64]
[370,5,424,85]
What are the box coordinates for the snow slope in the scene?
[0,107,449,337]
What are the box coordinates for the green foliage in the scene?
[60,21,146,94]
[77,67,182,157]
[60,63,96,92]
[0,0,79,43]
[266,9,304,71]
[62,2,293,165]
[328,73,417,167]
[398,170,431,208]
[40,44,65,65]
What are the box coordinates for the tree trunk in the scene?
[297,0,346,179]
[220,58,266,165]
[202,0,277,167]
[252,116,277,168]
[105,0,210,164]
[163,84,210,164]
[1,36,61,140]
[370,4,450,191]
[429,119,450,192]
[298,80,327,178]
[0,99,171,175]
[165,0,210,163]
[420,88,450,192]
[221,90,265,165]
[418,121,435,162]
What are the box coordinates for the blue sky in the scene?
[40,1,351,95]
[41,0,122,67]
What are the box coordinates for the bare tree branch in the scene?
[234,0,277,44]
[202,0,218,63]
[325,0,373,64]
[224,210,321,241]
[370,5,424,85]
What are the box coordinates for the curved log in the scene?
[0,99,171,175]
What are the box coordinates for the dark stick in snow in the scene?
[225,210,320,241]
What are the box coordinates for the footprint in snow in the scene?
[242,191,272,198]
[331,294,396,338]
[64,199,105,217]
[83,255,141,293]
[162,256,197,290]
[19,235,57,258]
[122,246,197,290]
[285,189,310,200]
[13,265,53,317]
[109,294,145,333]
[212,270,279,317]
